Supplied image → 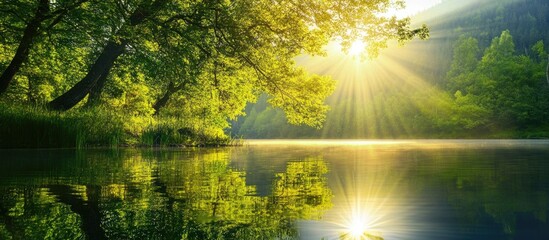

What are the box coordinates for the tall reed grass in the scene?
[0,103,124,148]
[0,103,240,148]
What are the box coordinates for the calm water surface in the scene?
[1,140,549,239]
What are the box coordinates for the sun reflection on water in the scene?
[293,145,422,240]
[335,201,387,240]
[341,212,383,240]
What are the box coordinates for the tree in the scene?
[47,0,428,126]
[446,31,549,129]
[530,40,547,85]
[0,0,89,94]
[446,36,480,92]
[48,0,169,110]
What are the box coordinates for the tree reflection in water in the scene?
[0,149,333,239]
[2,144,549,239]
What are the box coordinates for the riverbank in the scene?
[0,103,238,148]
[2,103,547,149]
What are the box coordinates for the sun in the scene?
[348,39,366,57]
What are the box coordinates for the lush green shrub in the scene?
[141,119,237,147]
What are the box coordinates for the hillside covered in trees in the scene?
[233,0,549,139]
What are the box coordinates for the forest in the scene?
[1,0,548,148]
[233,0,549,139]
[0,0,427,147]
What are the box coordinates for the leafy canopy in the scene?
[1,0,428,133]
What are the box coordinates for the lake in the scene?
[1,140,549,239]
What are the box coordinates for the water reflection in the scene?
[309,147,413,240]
[0,149,332,239]
[1,141,549,239]
[230,142,549,240]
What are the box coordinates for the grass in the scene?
[0,103,124,148]
[0,103,240,149]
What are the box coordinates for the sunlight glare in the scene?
[293,0,449,139]
[348,40,366,57]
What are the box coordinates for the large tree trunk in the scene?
[153,82,177,115]
[49,41,126,110]
[152,79,192,115]
[0,0,49,94]
[85,67,111,108]
[48,0,168,111]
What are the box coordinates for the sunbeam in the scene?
[296,34,455,139]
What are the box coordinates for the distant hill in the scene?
[408,0,549,82]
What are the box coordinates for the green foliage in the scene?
[141,119,235,147]
[447,36,480,89]
[4,0,548,142]
[452,91,491,129]
[266,69,335,128]
[450,31,549,128]
[0,0,427,147]
[0,101,244,148]
[235,29,549,139]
